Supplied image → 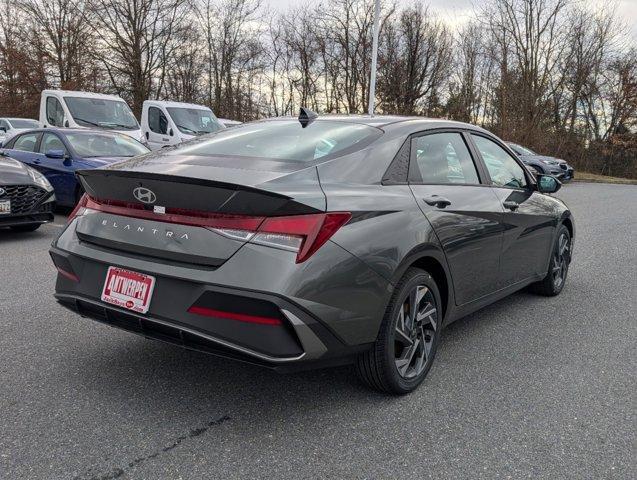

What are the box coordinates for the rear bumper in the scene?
[54,290,359,372]
[50,224,387,369]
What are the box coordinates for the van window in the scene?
[166,107,223,135]
[64,97,139,130]
[46,97,65,127]
[148,107,168,135]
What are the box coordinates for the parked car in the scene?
[0,150,55,231]
[506,142,575,181]
[0,118,41,146]
[40,90,144,143]
[141,100,225,150]
[50,113,574,394]
[1,128,149,207]
[218,118,243,128]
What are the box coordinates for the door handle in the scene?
[423,195,452,208]
[503,201,519,211]
[33,159,41,164]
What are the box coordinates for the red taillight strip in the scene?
[84,196,265,230]
[187,306,282,326]
[55,266,79,282]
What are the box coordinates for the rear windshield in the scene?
[171,120,382,162]
[65,132,149,157]
[9,119,39,128]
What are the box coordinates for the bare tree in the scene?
[378,5,452,115]
[18,0,96,89]
[86,0,190,116]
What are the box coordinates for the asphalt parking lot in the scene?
[1,182,635,479]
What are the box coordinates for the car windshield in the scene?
[166,107,223,135]
[64,97,139,130]
[172,120,382,162]
[65,132,149,157]
[511,143,536,155]
[9,119,39,129]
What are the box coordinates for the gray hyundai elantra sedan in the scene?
[50,112,574,394]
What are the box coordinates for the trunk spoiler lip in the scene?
[75,168,292,201]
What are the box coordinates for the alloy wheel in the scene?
[393,285,438,379]
[552,232,570,289]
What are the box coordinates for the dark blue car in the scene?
[0,128,149,206]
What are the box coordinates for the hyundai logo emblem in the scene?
[0,187,5,196]
[133,187,156,204]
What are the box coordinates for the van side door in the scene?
[145,106,172,150]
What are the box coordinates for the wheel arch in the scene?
[390,246,453,323]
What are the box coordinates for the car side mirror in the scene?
[537,174,561,194]
[64,119,69,127]
[169,128,174,137]
[45,149,66,159]
[0,127,6,132]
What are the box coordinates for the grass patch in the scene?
[573,171,637,185]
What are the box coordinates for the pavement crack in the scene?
[77,415,231,480]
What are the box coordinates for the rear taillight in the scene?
[67,193,89,223]
[78,195,350,263]
[213,212,351,263]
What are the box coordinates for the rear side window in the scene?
[13,133,40,152]
[172,120,382,163]
[46,97,65,126]
[410,132,480,184]
[148,107,168,134]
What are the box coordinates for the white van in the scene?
[140,100,225,150]
[39,90,143,143]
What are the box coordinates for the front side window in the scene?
[65,132,149,157]
[39,133,67,154]
[166,107,223,135]
[46,97,65,127]
[172,120,382,163]
[13,133,40,152]
[411,132,480,184]
[472,134,527,189]
[148,107,168,134]
[64,97,139,130]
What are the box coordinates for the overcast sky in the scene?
[267,0,637,39]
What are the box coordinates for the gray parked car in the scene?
[50,113,574,394]
[506,142,575,181]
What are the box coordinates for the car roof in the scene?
[42,89,126,101]
[144,100,212,110]
[8,128,131,136]
[1,117,39,122]
[251,114,490,132]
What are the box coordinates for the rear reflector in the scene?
[187,306,282,326]
[80,196,351,263]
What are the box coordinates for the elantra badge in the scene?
[133,187,156,204]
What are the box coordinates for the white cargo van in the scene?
[140,100,224,150]
[39,90,143,143]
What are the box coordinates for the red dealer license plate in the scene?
[101,266,156,314]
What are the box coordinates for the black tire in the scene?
[529,224,571,296]
[356,267,441,394]
[10,223,41,232]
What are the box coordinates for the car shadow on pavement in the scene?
[58,287,553,418]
